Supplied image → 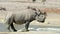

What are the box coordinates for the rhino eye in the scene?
[37,14,40,16]
[42,15,44,17]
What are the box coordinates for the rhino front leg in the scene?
[21,21,30,32]
[25,21,30,31]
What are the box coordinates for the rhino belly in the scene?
[14,20,25,25]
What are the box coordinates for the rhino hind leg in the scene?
[7,23,17,32]
[7,17,12,32]
[10,23,17,32]
[7,16,17,32]
[7,24,11,32]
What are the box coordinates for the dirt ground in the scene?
[0,31,57,34]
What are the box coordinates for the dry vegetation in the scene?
[40,8,60,13]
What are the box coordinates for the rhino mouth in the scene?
[37,20,45,23]
[40,21,45,23]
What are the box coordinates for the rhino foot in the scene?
[21,29,29,32]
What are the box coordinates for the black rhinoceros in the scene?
[5,6,47,32]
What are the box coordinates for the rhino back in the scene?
[13,9,36,24]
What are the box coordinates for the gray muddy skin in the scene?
[6,6,47,32]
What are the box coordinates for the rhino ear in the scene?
[38,9,41,12]
[44,12,47,16]
[27,6,30,9]
[32,8,37,11]
[27,6,37,11]
[35,9,41,15]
